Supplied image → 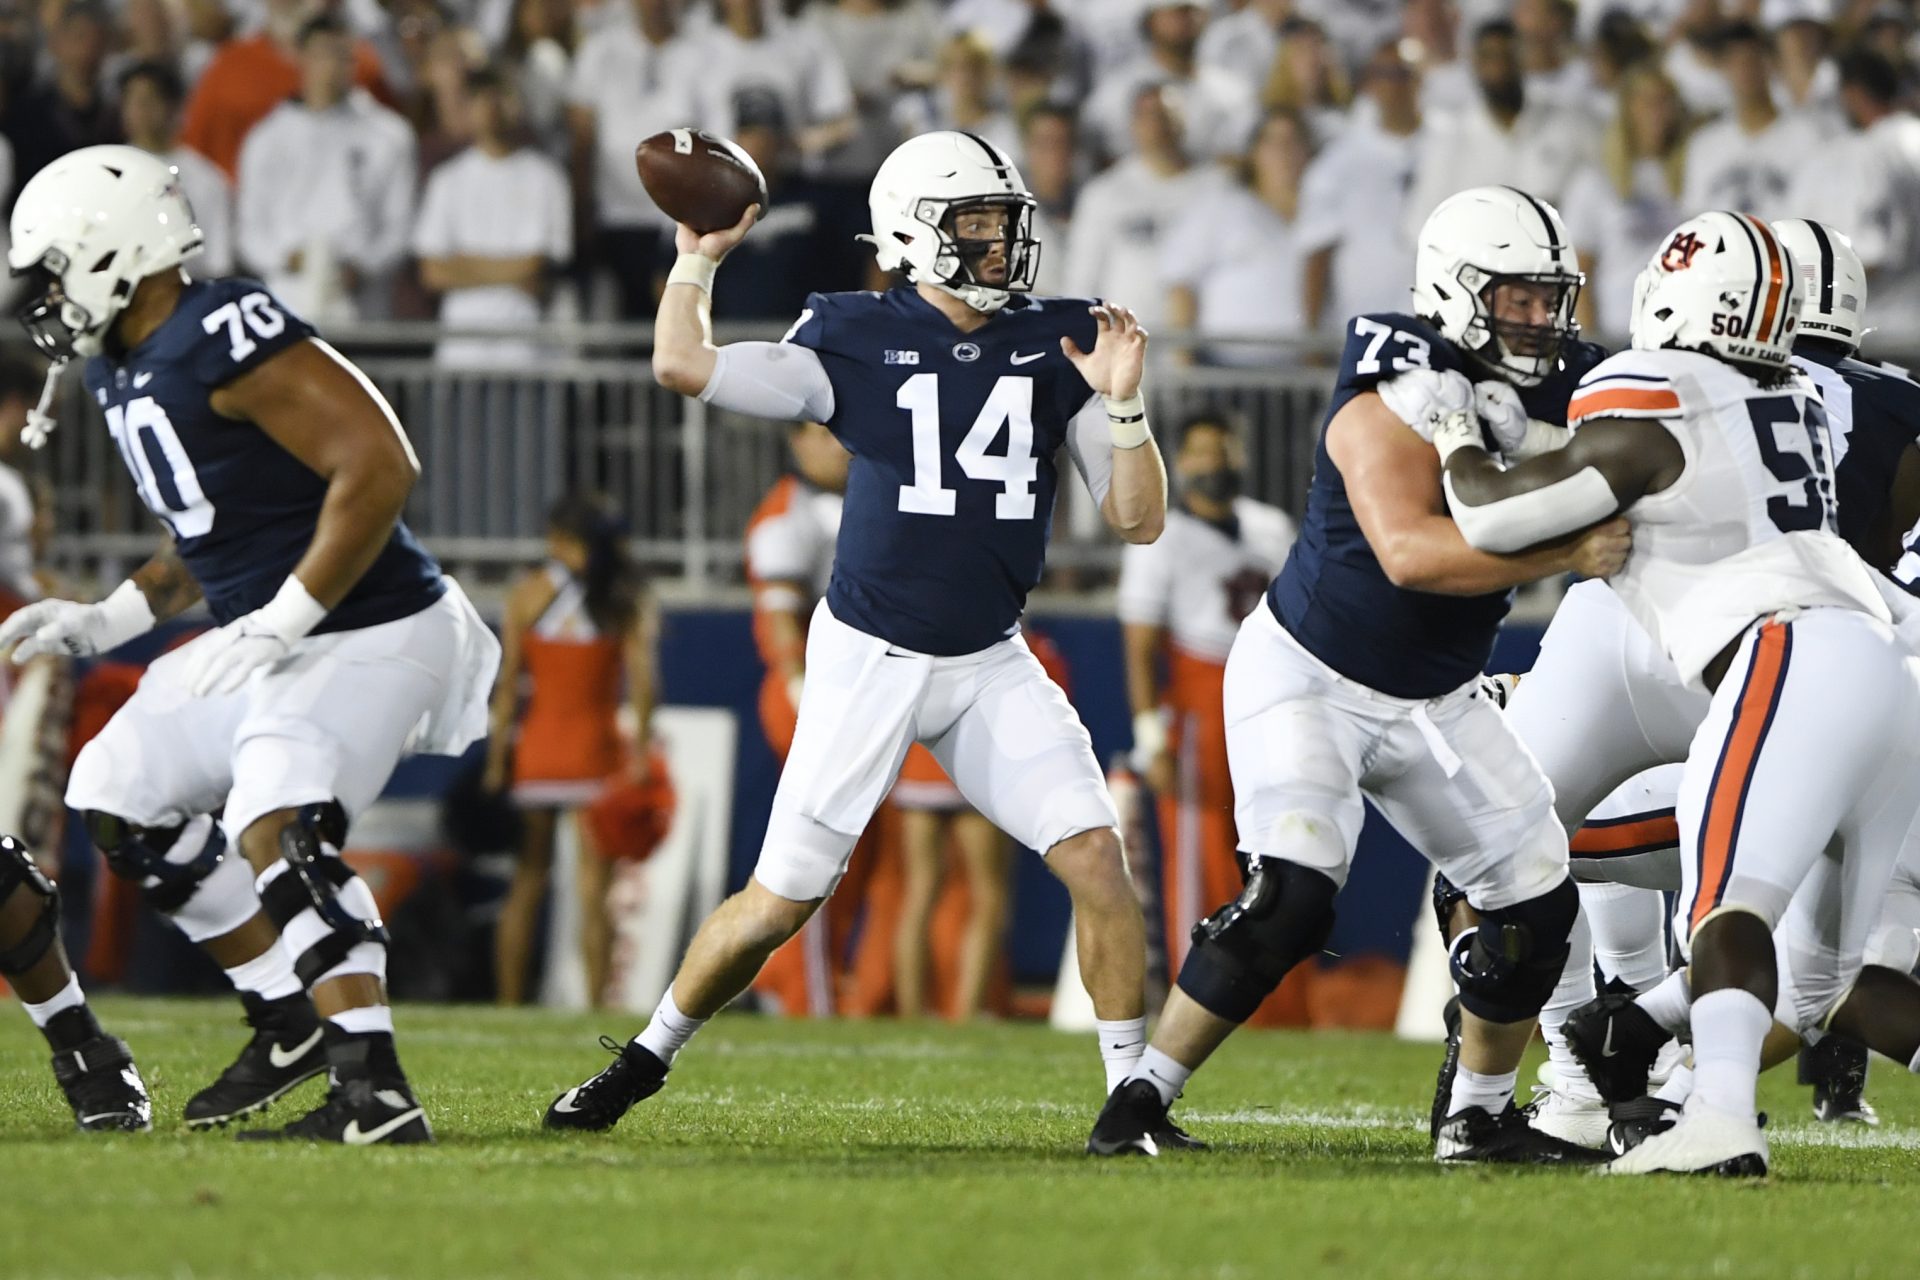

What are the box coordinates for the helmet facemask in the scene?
[1460,270,1582,386]
[910,194,1040,314]
[14,252,105,361]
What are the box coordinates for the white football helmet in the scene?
[860,131,1039,314]
[1771,217,1867,352]
[1630,211,1801,372]
[1411,186,1583,385]
[8,145,203,360]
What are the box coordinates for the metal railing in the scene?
[37,322,1339,593]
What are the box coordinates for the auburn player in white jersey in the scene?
[545,131,1169,1138]
[1117,411,1295,997]
[1436,210,1920,1175]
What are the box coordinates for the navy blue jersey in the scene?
[787,288,1103,655]
[84,278,444,633]
[1268,313,1608,698]
[1793,344,1920,565]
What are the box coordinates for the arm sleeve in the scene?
[699,341,837,423]
[1063,393,1113,507]
[1115,536,1172,627]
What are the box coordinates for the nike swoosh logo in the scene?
[342,1107,424,1144]
[132,372,153,388]
[269,1028,324,1070]
[551,1088,584,1114]
[1010,351,1045,365]
[1109,1041,1144,1053]
[1601,1023,1618,1058]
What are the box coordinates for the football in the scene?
[634,128,769,234]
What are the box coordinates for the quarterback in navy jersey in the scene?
[0,147,497,1143]
[547,131,1169,1139]
[1091,187,1632,1163]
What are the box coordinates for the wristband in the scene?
[667,253,718,293]
[1130,708,1168,770]
[99,579,158,643]
[1105,392,1150,449]
[257,576,329,645]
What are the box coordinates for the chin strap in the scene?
[21,359,63,450]
[931,278,1010,314]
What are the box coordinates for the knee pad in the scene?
[257,801,388,988]
[0,835,59,976]
[1450,876,1579,1024]
[86,811,230,917]
[1175,856,1337,1024]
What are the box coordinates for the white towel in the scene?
[797,638,933,835]
[405,578,501,757]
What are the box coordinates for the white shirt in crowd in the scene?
[0,460,36,604]
[1562,159,1685,338]
[694,14,855,148]
[1083,59,1259,162]
[1403,96,1592,241]
[1681,110,1830,224]
[1793,111,1920,336]
[235,89,416,320]
[1117,498,1297,664]
[1160,185,1312,365]
[1195,7,1280,96]
[1063,157,1229,329]
[411,145,572,368]
[167,144,234,276]
[1297,114,1419,323]
[1029,204,1071,297]
[566,23,701,231]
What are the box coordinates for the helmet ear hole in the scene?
[89,250,115,273]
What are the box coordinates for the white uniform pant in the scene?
[753,603,1117,902]
[67,588,473,839]
[1676,610,1920,1027]
[1221,600,1566,911]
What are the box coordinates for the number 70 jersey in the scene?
[82,277,445,634]
[785,288,1111,656]
[1568,347,1890,684]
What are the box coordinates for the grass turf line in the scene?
[3,997,1919,1280]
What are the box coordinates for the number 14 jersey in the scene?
[83,277,445,634]
[1567,347,1890,685]
[786,288,1112,656]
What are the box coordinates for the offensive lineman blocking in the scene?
[545,130,1169,1133]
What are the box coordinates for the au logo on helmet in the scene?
[1661,231,1705,272]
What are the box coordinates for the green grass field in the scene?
[5,999,1920,1280]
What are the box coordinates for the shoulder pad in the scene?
[1567,352,1684,428]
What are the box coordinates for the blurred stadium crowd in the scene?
[0,0,1916,355]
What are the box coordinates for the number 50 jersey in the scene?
[83,277,445,633]
[1567,347,1890,685]
[786,288,1111,656]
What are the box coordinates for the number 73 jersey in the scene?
[1568,347,1891,685]
[785,288,1111,656]
[82,277,445,634]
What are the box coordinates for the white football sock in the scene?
[327,1004,394,1036]
[22,974,84,1027]
[1654,1062,1694,1105]
[1539,908,1600,1099]
[225,940,303,1001]
[1688,989,1769,1121]
[1096,1017,1147,1093]
[1636,969,1692,1035]
[634,985,705,1067]
[1582,881,1669,992]
[1130,1046,1192,1106]
[1448,1065,1517,1117]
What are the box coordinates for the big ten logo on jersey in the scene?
[1747,392,1838,533]
[1351,317,1431,375]
[895,372,1038,521]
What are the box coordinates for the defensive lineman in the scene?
[545,131,1167,1133]
[1089,186,1629,1161]
[1440,211,1920,1175]
[0,146,498,1141]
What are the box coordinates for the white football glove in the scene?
[0,581,155,662]
[1377,368,1476,443]
[180,577,328,697]
[1473,379,1571,459]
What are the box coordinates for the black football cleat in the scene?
[1429,995,1463,1141]
[1801,1037,1878,1126]
[1435,1103,1608,1165]
[1087,1078,1172,1157]
[1564,991,1670,1104]
[184,992,327,1129]
[1606,1095,1683,1156]
[545,1036,667,1132]
[1155,1114,1208,1152]
[52,1034,152,1133]
[236,1075,432,1144]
